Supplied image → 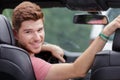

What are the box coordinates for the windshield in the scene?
[2,8,92,52]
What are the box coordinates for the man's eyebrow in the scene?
[23,29,32,31]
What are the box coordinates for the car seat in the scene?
[90,29,120,80]
[0,14,36,80]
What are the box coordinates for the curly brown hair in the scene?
[12,1,44,31]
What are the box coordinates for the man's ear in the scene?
[13,29,18,40]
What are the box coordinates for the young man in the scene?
[12,1,120,80]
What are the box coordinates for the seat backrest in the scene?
[0,14,36,80]
[0,15,15,45]
[90,29,120,80]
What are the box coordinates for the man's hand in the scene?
[41,43,65,63]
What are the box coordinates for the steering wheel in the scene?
[35,51,59,64]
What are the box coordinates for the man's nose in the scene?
[33,32,41,40]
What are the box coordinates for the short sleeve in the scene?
[30,56,52,80]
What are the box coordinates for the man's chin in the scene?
[32,49,41,54]
[26,48,41,54]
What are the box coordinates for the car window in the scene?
[2,8,92,53]
[107,8,120,22]
[107,8,120,41]
[90,8,120,51]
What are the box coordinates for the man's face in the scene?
[15,19,45,55]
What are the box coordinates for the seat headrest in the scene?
[0,15,15,45]
[112,29,120,51]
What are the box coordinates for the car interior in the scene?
[1,12,120,80]
[1,0,120,80]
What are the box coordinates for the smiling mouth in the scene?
[32,42,42,48]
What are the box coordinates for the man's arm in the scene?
[45,15,120,80]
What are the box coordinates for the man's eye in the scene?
[38,29,41,32]
[38,28,43,32]
[25,31,32,33]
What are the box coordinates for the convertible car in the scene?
[1,0,120,80]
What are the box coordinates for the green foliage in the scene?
[2,9,13,24]
[43,8,92,52]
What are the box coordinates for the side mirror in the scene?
[73,14,108,25]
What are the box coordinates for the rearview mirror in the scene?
[73,14,108,25]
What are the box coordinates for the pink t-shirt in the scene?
[30,56,52,80]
